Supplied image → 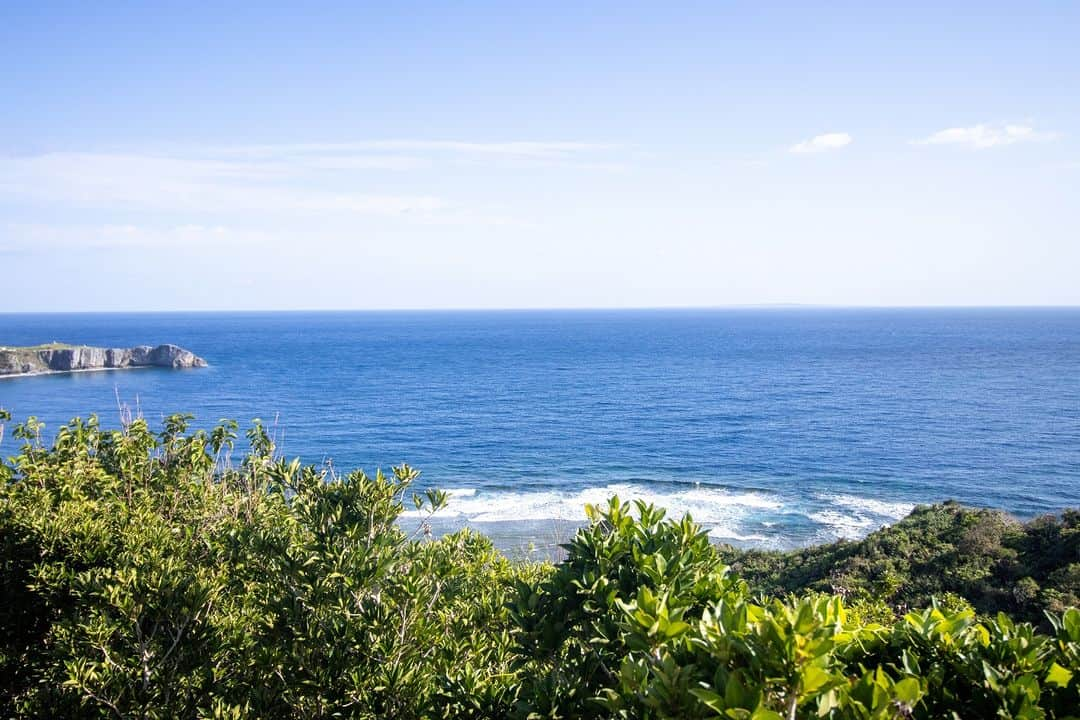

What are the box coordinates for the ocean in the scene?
[2,309,1078,553]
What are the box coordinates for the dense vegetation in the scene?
[0,411,1077,718]
[719,503,1080,625]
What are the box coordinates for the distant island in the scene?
[0,342,207,378]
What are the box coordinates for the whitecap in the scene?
[808,510,875,540]
[707,527,770,542]
[403,482,782,538]
[821,493,915,520]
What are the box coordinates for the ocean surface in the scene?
[2,309,1079,553]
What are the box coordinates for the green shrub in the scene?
[1,413,1077,719]
[512,498,1080,719]
[718,503,1080,624]
[0,414,533,718]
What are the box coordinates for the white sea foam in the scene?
[406,483,916,550]
[824,493,915,520]
[708,527,770,542]
[403,483,780,529]
[807,510,875,540]
[807,493,916,541]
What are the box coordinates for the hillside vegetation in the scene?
[0,410,1077,719]
[719,504,1080,625]
[0,342,75,351]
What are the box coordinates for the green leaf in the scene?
[800,665,835,696]
[892,677,923,705]
[689,688,726,713]
[751,709,785,720]
[1045,662,1073,689]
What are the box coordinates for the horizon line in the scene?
[3,303,1080,315]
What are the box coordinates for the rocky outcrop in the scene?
[147,344,206,368]
[0,344,208,377]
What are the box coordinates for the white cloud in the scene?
[0,140,615,219]
[789,133,853,154]
[0,151,449,216]
[911,123,1058,149]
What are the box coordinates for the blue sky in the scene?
[2,1,1078,310]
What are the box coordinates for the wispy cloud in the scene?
[789,133,853,154]
[0,140,615,231]
[911,123,1058,149]
[214,140,616,160]
[0,140,616,219]
[0,152,448,215]
[1,222,268,252]
[1,140,596,250]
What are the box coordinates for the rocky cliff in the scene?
[0,344,208,377]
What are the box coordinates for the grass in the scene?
[0,342,78,352]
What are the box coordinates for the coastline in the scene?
[0,343,208,379]
[0,365,158,381]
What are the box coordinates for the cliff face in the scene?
[0,344,208,377]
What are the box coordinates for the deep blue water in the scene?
[2,309,1079,550]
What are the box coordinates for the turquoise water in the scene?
[2,309,1078,550]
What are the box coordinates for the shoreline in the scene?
[0,365,158,381]
[0,343,208,379]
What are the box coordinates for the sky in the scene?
[1,1,1078,311]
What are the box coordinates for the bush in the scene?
[0,412,1077,718]
[0,414,535,718]
[512,498,1080,719]
[718,503,1080,624]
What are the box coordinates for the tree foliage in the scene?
[717,503,1080,623]
[0,413,1077,718]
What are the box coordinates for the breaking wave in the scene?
[405,483,918,550]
